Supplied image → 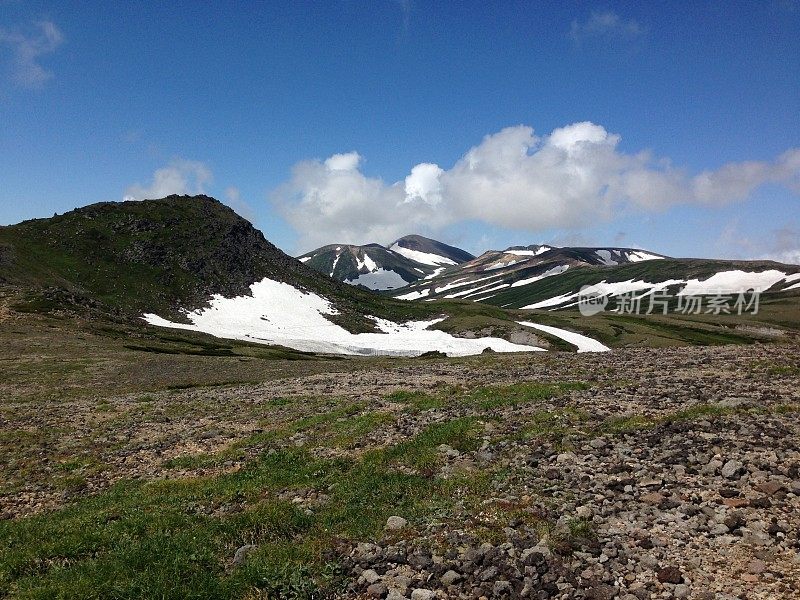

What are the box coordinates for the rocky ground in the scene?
[2,341,799,599]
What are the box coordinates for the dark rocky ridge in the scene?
[0,195,438,329]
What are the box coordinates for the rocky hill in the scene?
[0,196,447,332]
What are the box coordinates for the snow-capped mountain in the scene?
[393,245,669,301]
[389,234,475,266]
[298,235,475,290]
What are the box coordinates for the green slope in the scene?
[484,258,800,309]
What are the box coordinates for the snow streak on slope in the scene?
[784,273,800,291]
[355,253,378,273]
[511,265,570,288]
[522,279,684,310]
[143,278,542,357]
[518,321,610,353]
[506,246,552,257]
[390,244,457,266]
[395,288,431,300]
[330,253,342,277]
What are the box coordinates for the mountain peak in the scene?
[0,195,354,319]
[390,234,475,265]
[298,234,475,290]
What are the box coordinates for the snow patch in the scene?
[346,268,408,290]
[511,265,570,288]
[462,283,510,299]
[518,321,610,353]
[486,259,521,270]
[330,253,342,277]
[522,278,684,310]
[627,251,664,262]
[390,244,457,266]
[521,270,791,310]
[395,288,431,301]
[677,270,787,296]
[299,256,311,263]
[595,250,618,266]
[444,279,509,299]
[506,246,551,257]
[424,267,447,280]
[355,252,378,273]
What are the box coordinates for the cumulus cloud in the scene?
[761,226,800,265]
[124,159,212,201]
[273,152,450,249]
[274,122,800,252]
[0,21,64,88]
[569,11,645,44]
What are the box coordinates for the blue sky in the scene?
[1,1,798,262]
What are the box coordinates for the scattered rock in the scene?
[721,460,744,479]
[657,566,683,584]
[440,570,462,586]
[386,515,408,530]
[232,544,256,566]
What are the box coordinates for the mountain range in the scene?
[2,195,799,356]
[300,237,800,310]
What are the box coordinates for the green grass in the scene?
[465,381,590,410]
[520,408,590,439]
[596,401,795,436]
[0,416,491,599]
[599,414,658,434]
[765,365,800,376]
[321,412,395,448]
[386,381,590,412]
[385,389,446,411]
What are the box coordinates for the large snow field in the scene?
[143,277,543,357]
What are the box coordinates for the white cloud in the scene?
[716,222,800,265]
[570,11,645,44]
[324,152,361,172]
[124,159,212,201]
[404,163,443,205]
[274,122,800,252]
[767,249,800,265]
[761,226,800,265]
[0,21,64,88]
[273,151,449,250]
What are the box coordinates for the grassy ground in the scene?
[2,307,800,598]
[3,354,797,598]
